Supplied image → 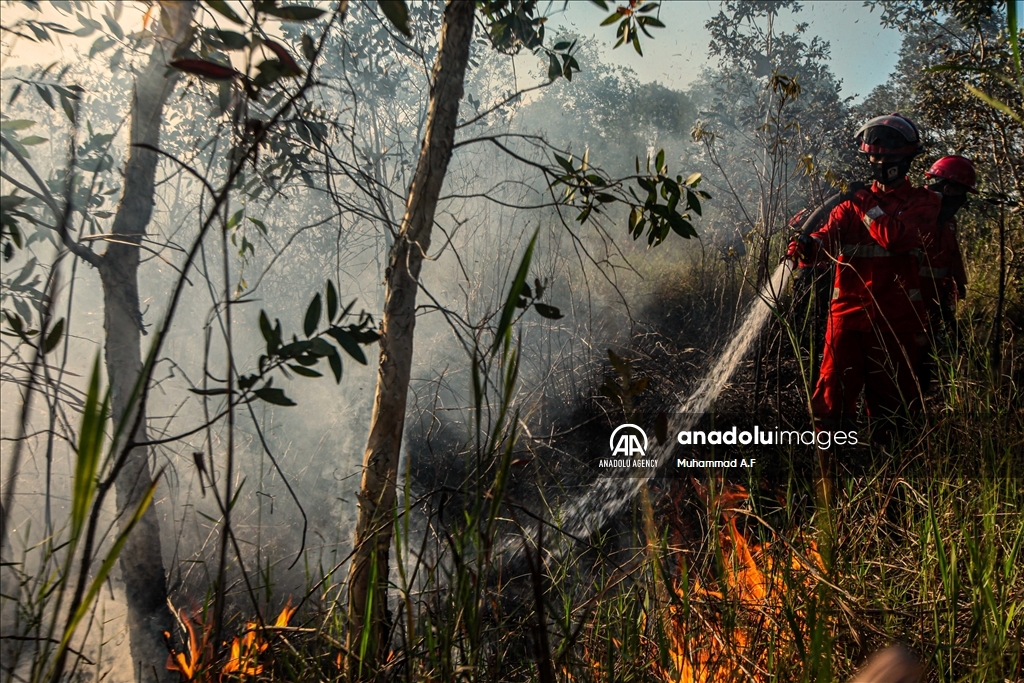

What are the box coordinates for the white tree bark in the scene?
[345,0,475,676]
[97,4,195,680]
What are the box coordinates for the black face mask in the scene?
[938,192,968,223]
[869,157,910,184]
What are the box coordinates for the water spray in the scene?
[502,192,850,562]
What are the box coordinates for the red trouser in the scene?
[812,324,922,428]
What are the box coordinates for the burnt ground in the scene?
[404,264,979,576]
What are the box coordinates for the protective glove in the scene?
[785,234,813,264]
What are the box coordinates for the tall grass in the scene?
[4,236,1018,683]
[139,255,1020,683]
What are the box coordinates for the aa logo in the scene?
[610,424,648,458]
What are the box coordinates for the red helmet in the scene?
[925,155,978,193]
[855,113,922,156]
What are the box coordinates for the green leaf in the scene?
[686,190,701,216]
[0,119,36,131]
[301,33,316,62]
[226,208,243,230]
[600,12,620,27]
[608,349,629,375]
[326,346,342,383]
[59,93,76,122]
[533,303,563,320]
[89,35,115,57]
[263,5,326,21]
[35,84,54,109]
[326,280,338,321]
[548,53,561,81]
[628,377,649,395]
[309,337,334,357]
[553,153,575,174]
[655,149,665,173]
[254,385,297,406]
[287,364,322,377]
[327,327,367,365]
[304,293,322,337]
[628,206,641,233]
[378,0,411,37]
[205,0,244,24]
[43,317,64,353]
[347,327,380,344]
[247,216,268,233]
[216,29,249,49]
[259,310,274,345]
[189,387,233,396]
[491,228,538,355]
[102,13,123,40]
[18,135,47,146]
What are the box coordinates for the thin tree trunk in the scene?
[96,4,194,681]
[345,1,475,676]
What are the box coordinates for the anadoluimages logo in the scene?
[609,424,648,458]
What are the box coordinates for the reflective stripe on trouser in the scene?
[812,325,922,425]
[833,288,921,301]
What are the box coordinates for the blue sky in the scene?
[549,1,922,102]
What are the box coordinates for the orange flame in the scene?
[222,600,295,680]
[656,481,825,683]
[166,610,212,681]
[166,601,296,681]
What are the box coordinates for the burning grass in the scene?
[655,480,829,683]
[165,600,297,681]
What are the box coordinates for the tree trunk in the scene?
[96,4,194,681]
[345,1,475,676]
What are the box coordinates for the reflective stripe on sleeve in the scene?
[860,205,885,229]
[840,243,894,258]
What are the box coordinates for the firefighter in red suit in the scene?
[916,156,974,389]
[787,115,941,439]
[921,156,973,326]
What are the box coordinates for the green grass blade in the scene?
[70,356,108,540]
[56,473,158,662]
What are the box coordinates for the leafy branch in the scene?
[190,281,379,408]
[550,148,709,247]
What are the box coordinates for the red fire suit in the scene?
[803,179,941,428]
[918,215,967,326]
